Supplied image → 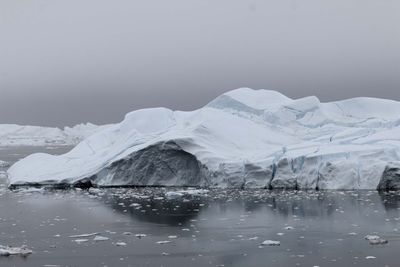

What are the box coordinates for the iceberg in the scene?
[0,123,110,147]
[7,88,400,190]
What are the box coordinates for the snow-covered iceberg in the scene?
[7,88,400,190]
[0,123,110,147]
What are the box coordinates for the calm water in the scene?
[0,147,399,267]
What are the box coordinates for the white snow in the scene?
[0,123,110,147]
[7,88,400,189]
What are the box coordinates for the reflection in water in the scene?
[100,188,209,225]
[2,188,400,267]
[93,189,400,224]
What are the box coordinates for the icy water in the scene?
[1,148,400,267]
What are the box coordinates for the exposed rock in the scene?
[90,141,211,187]
[378,162,400,191]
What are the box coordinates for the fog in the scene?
[1,0,399,126]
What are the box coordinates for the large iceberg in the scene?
[7,88,400,189]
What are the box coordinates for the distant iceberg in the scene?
[7,88,400,190]
[0,123,110,147]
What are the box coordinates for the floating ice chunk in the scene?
[123,232,133,235]
[0,245,33,257]
[69,233,99,238]
[261,240,280,246]
[135,234,147,238]
[168,235,178,239]
[93,236,110,242]
[115,242,127,246]
[365,256,376,259]
[74,239,89,244]
[165,192,184,199]
[156,241,171,244]
[364,235,380,241]
[364,235,388,245]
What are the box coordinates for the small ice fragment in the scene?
[74,239,89,244]
[93,236,110,242]
[369,238,388,245]
[135,234,147,238]
[364,235,380,241]
[168,235,178,239]
[261,240,280,246]
[365,256,376,259]
[0,245,33,257]
[69,233,98,238]
[156,241,171,244]
[115,242,127,246]
[123,232,132,235]
[364,235,388,245]
[165,192,184,199]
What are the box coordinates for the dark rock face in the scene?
[90,141,211,187]
[378,162,400,191]
[73,178,94,189]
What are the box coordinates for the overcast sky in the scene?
[1,0,399,127]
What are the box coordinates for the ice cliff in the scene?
[7,88,400,190]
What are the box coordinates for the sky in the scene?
[1,0,399,127]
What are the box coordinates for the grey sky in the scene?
[1,0,399,127]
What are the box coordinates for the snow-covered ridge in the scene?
[7,88,400,189]
[0,123,111,147]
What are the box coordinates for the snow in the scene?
[7,88,400,189]
[0,123,110,147]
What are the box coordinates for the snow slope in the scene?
[7,88,400,189]
[0,123,110,147]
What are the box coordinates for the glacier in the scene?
[7,88,400,190]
